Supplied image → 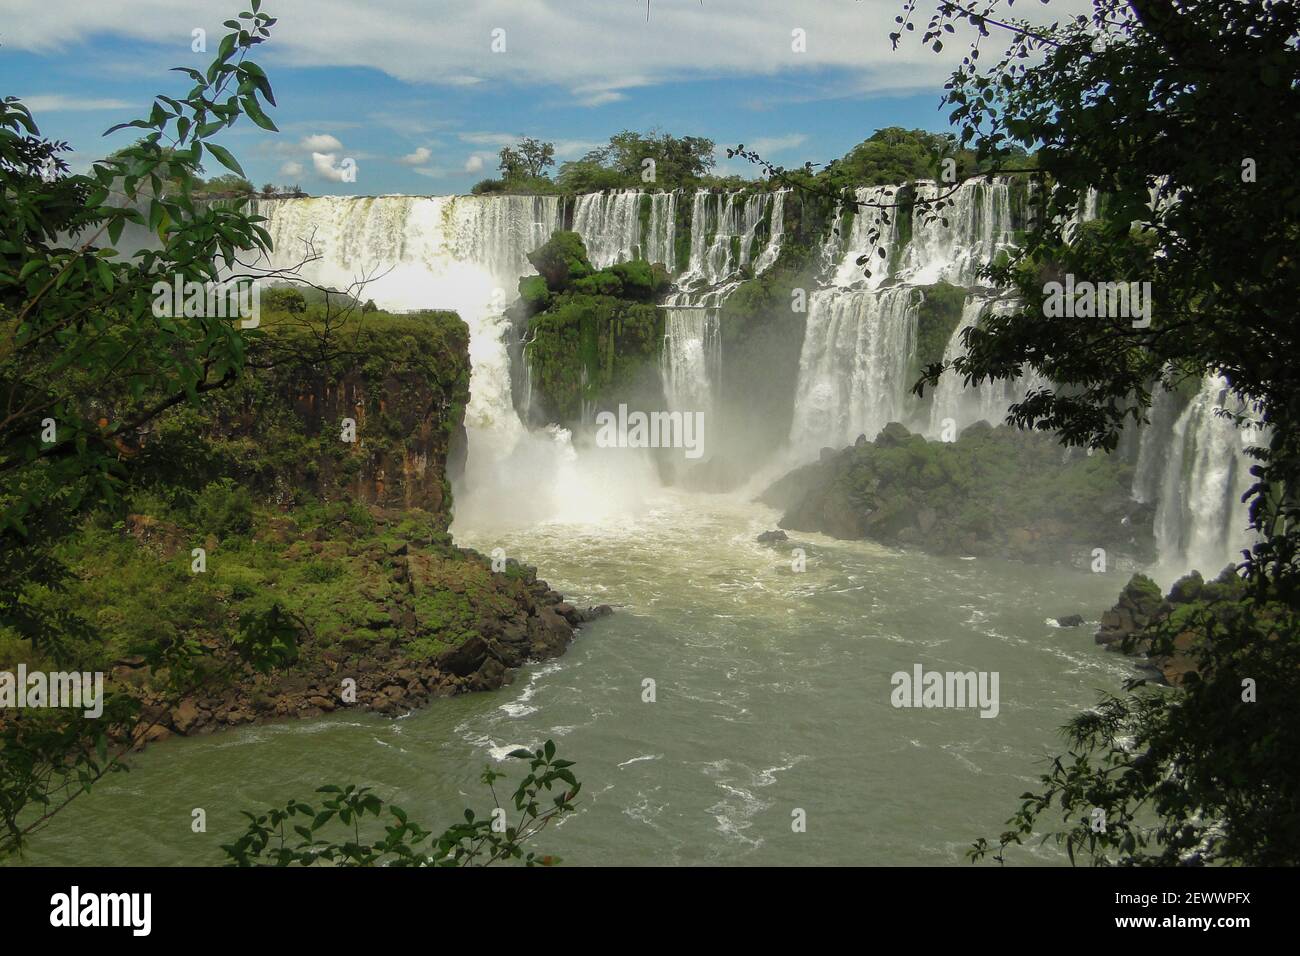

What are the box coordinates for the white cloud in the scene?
[576,89,624,107]
[301,134,344,153]
[22,94,130,112]
[312,152,355,182]
[411,166,445,178]
[6,1,1095,104]
[464,154,485,173]
[280,160,305,178]
[458,131,517,147]
[553,139,602,159]
[397,146,432,165]
[747,133,809,156]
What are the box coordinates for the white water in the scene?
[896,178,1016,286]
[927,295,1048,436]
[789,178,1014,454]
[253,186,1254,579]
[1134,375,1257,577]
[662,307,721,416]
[253,194,658,528]
[789,286,918,457]
[571,190,642,269]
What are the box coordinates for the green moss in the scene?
[913,282,967,376]
[526,230,595,292]
[889,183,915,277]
[674,194,693,273]
[525,292,664,424]
[518,274,552,313]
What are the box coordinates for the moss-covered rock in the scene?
[913,281,967,375]
[527,230,595,292]
[762,421,1155,566]
[526,293,663,423]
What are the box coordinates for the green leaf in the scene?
[241,95,278,131]
[206,143,245,177]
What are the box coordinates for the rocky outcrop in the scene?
[1092,566,1245,685]
[87,309,612,748]
[139,311,472,532]
[122,522,615,744]
[761,421,1155,567]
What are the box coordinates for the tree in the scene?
[498,137,554,182]
[558,130,717,190]
[517,136,555,178]
[0,3,323,857]
[877,0,1300,865]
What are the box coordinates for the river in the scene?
[23,490,1132,866]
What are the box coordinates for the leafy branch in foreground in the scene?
[221,741,579,866]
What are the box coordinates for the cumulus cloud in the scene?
[279,160,305,178]
[300,133,344,153]
[464,154,486,173]
[398,146,432,165]
[747,133,809,155]
[312,152,355,182]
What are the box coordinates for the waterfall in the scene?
[825,185,900,289]
[753,189,788,274]
[643,191,678,271]
[571,190,642,268]
[255,195,560,445]
[896,178,1015,286]
[788,286,918,455]
[1135,375,1256,575]
[677,190,776,295]
[926,296,1048,437]
[254,194,664,526]
[662,307,721,417]
[654,189,788,467]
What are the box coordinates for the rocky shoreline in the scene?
[1084,566,1243,685]
[124,563,610,746]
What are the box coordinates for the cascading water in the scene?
[788,286,918,456]
[787,179,1012,453]
[825,185,900,289]
[1134,375,1257,576]
[252,184,1252,577]
[895,178,1016,286]
[677,190,780,297]
[571,190,643,268]
[662,307,721,416]
[657,189,786,440]
[927,295,1048,436]
[643,191,678,272]
[253,194,661,526]
[569,189,679,271]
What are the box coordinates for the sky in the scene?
[0,0,1086,195]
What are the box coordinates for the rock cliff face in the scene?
[79,308,611,745]
[208,310,470,525]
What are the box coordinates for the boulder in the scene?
[436,636,490,677]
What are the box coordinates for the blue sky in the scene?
[0,0,1081,195]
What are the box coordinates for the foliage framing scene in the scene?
[0,0,1296,886]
